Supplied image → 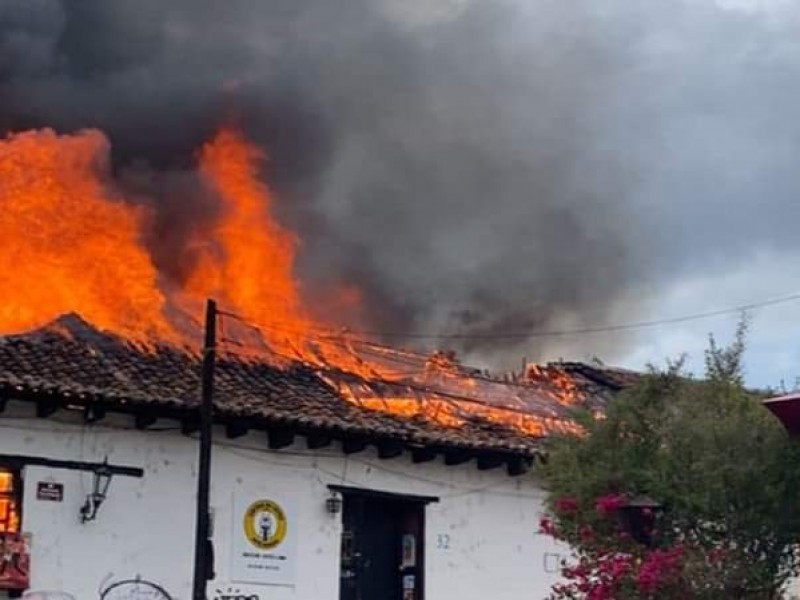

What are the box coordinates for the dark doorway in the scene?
[335,486,435,600]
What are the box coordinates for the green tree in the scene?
[541,325,800,599]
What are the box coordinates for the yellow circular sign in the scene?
[243,499,287,550]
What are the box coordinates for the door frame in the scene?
[329,485,439,505]
[330,485,438,600]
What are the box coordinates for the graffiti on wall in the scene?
[211,585,261,600]
[99,577,173,600]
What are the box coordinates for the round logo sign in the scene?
[243,499,287,550]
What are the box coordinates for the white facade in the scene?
[0,399,567,600]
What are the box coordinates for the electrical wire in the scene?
[218,290,800,341]
[215,311,579,418]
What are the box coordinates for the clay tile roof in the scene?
[0,315,562,458]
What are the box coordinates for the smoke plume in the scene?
[2,0,799,366]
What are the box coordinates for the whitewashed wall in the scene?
[0,399,567,600]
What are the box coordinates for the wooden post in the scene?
[192,299,217,600]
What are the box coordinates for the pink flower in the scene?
[554,496,580,515]
[595,493,627,516]
[539,517,557,537]
[553,497,580,515]
[635,546,684,593]
[578,525,594,542]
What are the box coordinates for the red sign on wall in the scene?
[0,532,30,590]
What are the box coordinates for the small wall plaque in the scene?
[36,481,64,502]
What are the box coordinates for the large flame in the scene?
[185,128,313,355]
[0,129,174,342]
[0,126,584,437]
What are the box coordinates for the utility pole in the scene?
[192,299,217,600]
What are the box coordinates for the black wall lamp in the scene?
[619,495,664,548]
[326,490,342,516]
[80,460,113,523]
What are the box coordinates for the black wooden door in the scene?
[340,495,421,600]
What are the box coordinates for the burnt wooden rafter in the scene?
[181,419,200,436]
[506,456,532,477]
[444,450,472,466]
[36,400,58,419]
[342,438,367,455]
[477,454,505,471]
[376,440,404,460]
[306,433,332,450]
[411,447,437,464]
[225,422,249,439]
[267,426,295,450]
[83,405,106,423]
[134,411,158,430]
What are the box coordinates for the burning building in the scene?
[0,126,636,599]
[0,315,633,600]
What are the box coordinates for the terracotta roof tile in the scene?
[0,316,557,457]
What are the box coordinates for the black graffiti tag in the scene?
[212,585,260,600]
[99,578,172,600]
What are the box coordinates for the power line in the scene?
[215,312,571,417]
[218,291,800,342]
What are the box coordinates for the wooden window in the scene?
[0,469,20,534]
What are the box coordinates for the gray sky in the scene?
[2,0,800,388]
[528,0,800,388]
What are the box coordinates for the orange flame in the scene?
[525,364,581,405]
[184,128,313,355]
[0,126,583,437]
[0,129,174,343]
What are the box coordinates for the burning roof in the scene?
[0,314,632,464]
[0,125,637,468]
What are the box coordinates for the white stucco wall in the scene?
[0,399,567,600]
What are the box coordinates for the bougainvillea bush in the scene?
[540,495,731,599]
[540,325,800,599]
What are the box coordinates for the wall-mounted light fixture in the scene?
[619,495,664,548]
[79,461,113,523]
[326,491,342,516]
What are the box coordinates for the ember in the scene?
[0,126,613,437]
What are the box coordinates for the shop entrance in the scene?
[335,486,435,600]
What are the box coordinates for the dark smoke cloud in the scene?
[2,0,799,366]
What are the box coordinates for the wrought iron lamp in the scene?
[326,491,342,515]
[619,495,663,548]
[80,461,113,523]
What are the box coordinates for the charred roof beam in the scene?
[477,454,505,471]
[376,440,403,460]
[411,447,437,464]
[267,426,295,450]
[36,400,58,419]
[134,411,158,430]
[506,456,532,477]
[342,438,367,455]
[83,405,106,423]
[444,450,472,466]
[305,432,333,450]
[225,421,249,439]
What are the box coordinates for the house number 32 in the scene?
[436,534,451,550]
